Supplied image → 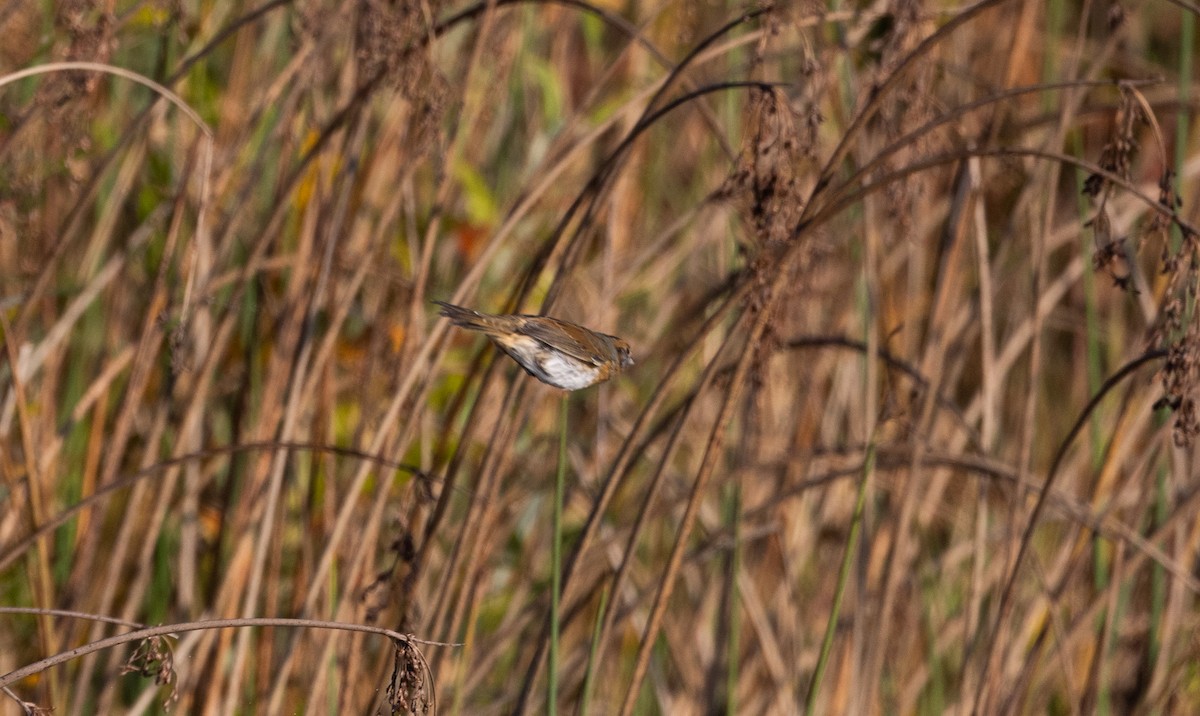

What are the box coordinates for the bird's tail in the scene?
[435,301,494,331]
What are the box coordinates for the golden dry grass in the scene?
[2,1,1200,714]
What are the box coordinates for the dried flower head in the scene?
[384,638,433,714]
[121,635,179,711]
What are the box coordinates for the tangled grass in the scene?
[2,1,1199,713]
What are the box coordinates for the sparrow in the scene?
[436,301,634,391]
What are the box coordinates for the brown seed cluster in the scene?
[40,0,115,110]
[121,636,179,711]
[1160,332,1200,446]
[1084,86,1142,289]
[354,0,450,155]
[1083,87,1200,445]
[721,15,831,388]
[725,86,810,253]
[723,85,814,377]
[1153,186,1200,446]
[385,639,433,714]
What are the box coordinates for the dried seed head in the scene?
[385,639,434,714]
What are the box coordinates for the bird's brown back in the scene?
[515,316,618,366]
[437,301,620,366]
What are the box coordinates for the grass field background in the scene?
[2,0,1200,713]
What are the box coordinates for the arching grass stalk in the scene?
[549,392,569,715]
[806,443,875,711]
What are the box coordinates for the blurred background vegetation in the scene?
[2,0,1200,713]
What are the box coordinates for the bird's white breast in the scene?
[537,351,602,390]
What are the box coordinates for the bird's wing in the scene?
[517,318,607,366]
